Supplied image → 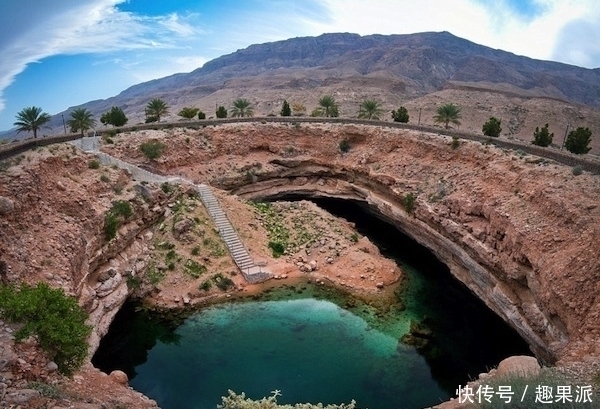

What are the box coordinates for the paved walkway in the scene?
[70,137,271,283]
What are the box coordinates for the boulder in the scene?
[173,218,194,239]
[109,370,129,385]
[0,197,14,215]
[495,355,540,378]
[5,389,41,404]
[97,268,117,283]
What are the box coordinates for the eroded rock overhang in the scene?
[222,158,569,363]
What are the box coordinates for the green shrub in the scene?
[0,283,91,375]
[199,280,212,291]
[28,381,63,399]
[339,139,351,153]
[532,124,554,147]
[104,213,119,240]
[88,159,100,169]
[191,246,201,256]
[146,261,165,285]
[482,117,502,137]
[100,174,110,183]
[401,192,416,214]
[139,139,166,160]
[160,182,174,194]
[111,200,132,218]
[103,200,132,240]
[451,136,460,150]
[268,241,285,258]
[213,273,235,291]
[565,127,593,154]
[391,107,409,123]
[184,259,207,278]
[219,390,356,409]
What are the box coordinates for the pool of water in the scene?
[127,297,447,409]
[94,199,532,408]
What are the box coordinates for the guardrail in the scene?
[2,117,599,173]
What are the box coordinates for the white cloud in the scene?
[309,0,600,67]
[0,0,204,112]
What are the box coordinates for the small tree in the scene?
[0,283,91,375]
[67,108,96,137]
[433,103,461,129]
[14,106,51,138]
[231,98,254,117]
[531,124,554,147]
[216,106,228,118]
[198,110,206,120]
[100,106,128,127]
[178,107,200,120]
[358,99,383,120]
[140,139,166,160]
[280,100,291,116]
[291,102,306,116]
[313,95,339,117]
[482,117,502,137]
[145,98,169,123]
[391,107,409,123]
[565,127,592,154]
[339,139,351,153]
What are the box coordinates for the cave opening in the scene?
[263,195,533,380]
[93,195,532,409]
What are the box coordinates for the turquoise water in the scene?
[94,199,532,409]
[128,298,446,409]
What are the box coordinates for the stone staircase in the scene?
[70,136,271,283]
[195,185,270,284]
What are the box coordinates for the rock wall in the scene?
[222,157,595,363]
[0,150,175,357]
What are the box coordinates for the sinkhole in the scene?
[93,197,531,409]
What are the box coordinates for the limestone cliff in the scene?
[104,122,600,363]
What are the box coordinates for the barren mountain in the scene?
[10,31,600,153]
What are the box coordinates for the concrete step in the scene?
[234,258,252,264]
[231,247,250,257]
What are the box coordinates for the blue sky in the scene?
[1,0,599,131]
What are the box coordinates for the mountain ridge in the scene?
[4,31,600,150]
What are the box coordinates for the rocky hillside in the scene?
[21,32,599,154]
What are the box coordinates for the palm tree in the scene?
[230,98,254,117]
[66,108,96,137]
[145,98,169,123]
[314,95,339,117]
[358,99,383,120]
[433,103,462,129]
[14,106,51,138]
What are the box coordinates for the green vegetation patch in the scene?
[0,283,91,375]
[146,261,165,285]
[401,192,416,214]
[203,237,227,257]
[250,201,290,251]
[104,200,133,240]
[268,241,285,258]
[219,390,356,409]
[213,273,235,291]
[140,139,166,160]
[184,259,207,278]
